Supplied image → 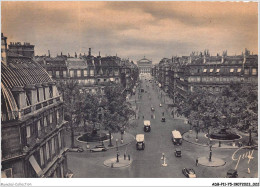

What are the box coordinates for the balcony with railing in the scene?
[18,96,62,121]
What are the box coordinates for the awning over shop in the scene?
[110,78,115,81]
[216,69,220,73]
[1,171,7,178]
[203,69,207,72]
[29,155,43,176]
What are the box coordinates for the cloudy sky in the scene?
[1,1,258,63]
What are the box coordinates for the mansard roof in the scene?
[66,58,87,69]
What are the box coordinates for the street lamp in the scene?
[116,139,118,151]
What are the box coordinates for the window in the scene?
[37,120,41,132]
[210,69,214,72]
[48,71,53,76]
[203,69,207,73]
[40,147,44,166]
[51,138,55,155]
[46,143,50,160]
[216,69,220,73]
[244,69,249,75]
[49,86,53,98]
[252,68,257,75]
[69,70,74,77]
[57,111,60,122]
[44,117,47,127]
[230,68,234,73]
[56,71,60,77]
[77,70,81,77]
[237,68,241,73]
[58,132,62,148]
[36,89,40,102]
[84,70,88,76]
[49,113,53,124]
[90,70,94,76]
[26,125,31,138]
[43,87,46,100]
[63,71,67,77]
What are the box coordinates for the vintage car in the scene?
[90,145,107,152]
[182,168,196,178]
[226,169,238,178]
[68,146,84,153]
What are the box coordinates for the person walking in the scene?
[196,158,198,166]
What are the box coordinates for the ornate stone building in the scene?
[1,33,70,178]
[137,57,152,75]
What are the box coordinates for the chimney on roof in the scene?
[68,53,70,57]
[48,50,50,57]
[75,52,77,58]
[99,51,100,57]
[203,55,206,64]
[89,48,91,56]
[61,52,63,56]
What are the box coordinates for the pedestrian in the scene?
[124,153,126,160]
[196,158,198,166]
[128,154,131,161]
[143,115,144,119]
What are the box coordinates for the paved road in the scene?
[67,76,258,178]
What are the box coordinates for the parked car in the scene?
[226,169,238,178]
[90,145,107,152]
[159,103,162,107]
[161,117,166,122]
[182,168,196,178]
[151,107,155,111]
[69,146,84,153]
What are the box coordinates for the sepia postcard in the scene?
[1,1,258,186]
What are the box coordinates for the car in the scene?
[69,146,84,153]
[159,103,162,107]
[161,117,166,122]
[226,169,238,178]
[175,148,182,157]
[90,145,107,152]
[151,107,155,111]
[182,168,196,178]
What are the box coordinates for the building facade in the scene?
[35,48,138,95]
[152,50,258,105]
[137,57,152,75]
[1,34,70,178]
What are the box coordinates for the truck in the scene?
[172,130,182,145]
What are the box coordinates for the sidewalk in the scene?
[103,156,132,168]
[183,131,249,149]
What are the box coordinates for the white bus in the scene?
[172,130,182,145]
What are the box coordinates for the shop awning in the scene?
[230,68,234,72]
[203,69,207,72]
[110,78,115,81]
[210,69,214,72]
[237,68,241,72]
[1,171,7,178]
[216,69,220,73]
[29,155,43,176]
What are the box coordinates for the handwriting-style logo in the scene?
[232,146,255,170]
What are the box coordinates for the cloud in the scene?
[1,1,258,64]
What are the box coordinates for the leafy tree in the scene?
[102,84,136,146]
[56,80,83,148]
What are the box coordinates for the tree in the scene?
[56,80,83,148]
[102,84,136,146]
[82,93,100,133]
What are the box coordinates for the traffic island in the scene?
[198,156,226,167]
[182,131,247,149]
[104,156,132,168]
[75,132,135,151]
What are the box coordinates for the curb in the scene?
[182,132,242,150]
[103,159,133,168]
[106,133,135,150]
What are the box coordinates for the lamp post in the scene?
[116,139,118,151]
